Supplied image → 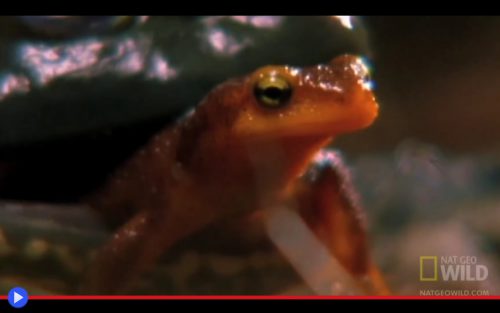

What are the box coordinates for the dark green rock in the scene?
[0,16,369,201]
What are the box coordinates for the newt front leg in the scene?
[288,150,389,295]
[81,189,224,294]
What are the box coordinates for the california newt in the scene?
[81,54,387,294]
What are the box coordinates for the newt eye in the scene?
[254,74,292,108]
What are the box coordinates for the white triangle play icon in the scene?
[13,292,23,304]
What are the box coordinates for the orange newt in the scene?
[82,55,388,294]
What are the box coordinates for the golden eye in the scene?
[254,74,292,108]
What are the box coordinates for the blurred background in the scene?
[342,16,500,295]
[0,16,499,295]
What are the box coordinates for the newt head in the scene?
[194,54,378,149]
[187,54,379,193]
[228,54,378,141]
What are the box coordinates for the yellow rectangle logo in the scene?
[420,256,438,281]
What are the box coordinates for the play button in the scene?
[14,292,23,303]
[8,287,28,308]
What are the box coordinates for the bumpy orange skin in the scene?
[82,55,384,294]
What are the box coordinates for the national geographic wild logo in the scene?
[420,256,489,282]
[419,256,490,296]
